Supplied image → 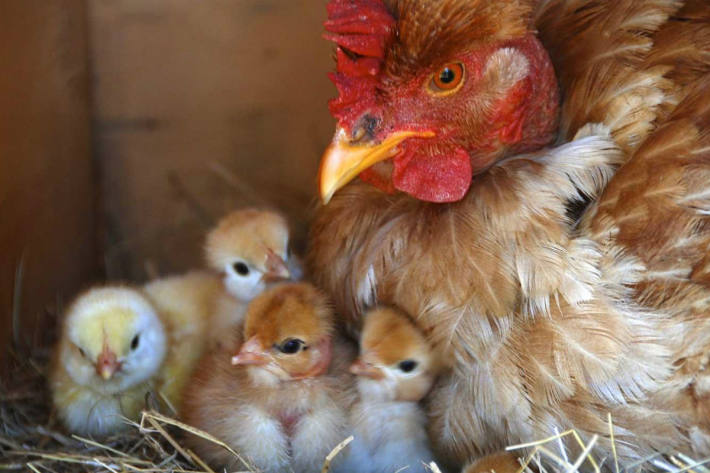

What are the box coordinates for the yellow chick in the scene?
[342,307,440,473]
[142,270,224,412]
[51,286,167,436]
[182,282,353,473]
[204,208,302,346]
[52,271,224,437]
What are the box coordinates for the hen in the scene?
[308,0,710,469]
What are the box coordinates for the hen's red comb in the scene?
[324,0,395,127]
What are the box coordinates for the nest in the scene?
[2,348,709,473]
[0,347,356,473]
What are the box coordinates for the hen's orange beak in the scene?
[96,344,120,380]
[262,249,290,282]
[231,336,269,366]
[349,358,385,380]
[318,127,435,204]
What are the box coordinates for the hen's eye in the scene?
[439,68,456,84]
[430,63,465,94]
[131,334,140,351]
[278,338,305,354]
[398,359,418,373]
[233,261,250,276]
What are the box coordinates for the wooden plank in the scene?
[89,0,335,280]
[0,0,96,368]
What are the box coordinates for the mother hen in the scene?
[308,0,710,469]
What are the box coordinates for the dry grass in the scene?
[504,420,710,473]
[0,350,355,473]
[2,350,710,473]
[0,349,198,472]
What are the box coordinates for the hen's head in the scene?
[320,0,559,203]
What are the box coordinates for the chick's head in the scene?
[205,209,301,302]
[352,308,438,402]
[60,287,167,393]
[231,283,334,383]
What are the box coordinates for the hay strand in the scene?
[321,435,353,473]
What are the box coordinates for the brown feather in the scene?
[383,0,534,77]
[310,135,671,464]
[645,0,710,110]
[534,0,680,152]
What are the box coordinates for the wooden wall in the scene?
[0,1,96,368]
[0,0,336,368]
[89,0,335,281]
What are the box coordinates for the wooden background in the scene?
[90,0,334,281]
[1,0,335,370]
[0,1,95,368]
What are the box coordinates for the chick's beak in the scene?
[319,127,435,204]
[96,345,120,380]
[349,358,385,380]
[263,249,290,282]
[231,336,269,366]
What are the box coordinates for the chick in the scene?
[205,208,302,300]
[205,208,302,346]
[51,286,167,436]
[143,270,224,411]
[182,282,352,473]
[342,307,439,473]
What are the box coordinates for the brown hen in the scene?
[308,0,710,469]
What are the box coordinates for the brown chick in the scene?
[182,283,353,473]
[342,307,439,473]
[205,208,302,348]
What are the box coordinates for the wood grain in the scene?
[0,0,96,369]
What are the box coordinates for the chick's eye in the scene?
[233,261,250,276]
[279,338,305,354]
[398,359,418,373]
[430,63,464,93]
[131,334,140,350]
[78,347,86,358]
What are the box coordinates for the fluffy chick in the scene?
[205,208,302,346]
[182,283,352,473]
[143,271,224,412]
[51,286,167,436]
[205,208,302,300]
[342,307,439,473]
